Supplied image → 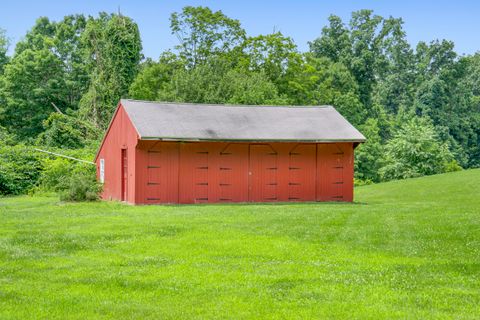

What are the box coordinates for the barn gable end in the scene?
[95,102,140,203]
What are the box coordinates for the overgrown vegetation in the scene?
[1,6,479,196]
[0,145,42,195]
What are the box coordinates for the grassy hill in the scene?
[0,169,479,319]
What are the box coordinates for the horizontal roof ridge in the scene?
[120,99,332,109]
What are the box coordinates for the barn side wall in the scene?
[133,141,355,204]
[95,105,139,203]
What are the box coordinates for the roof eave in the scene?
[138,136,366,143]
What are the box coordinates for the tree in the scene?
[310,11,415,116]
[12,16,90,108]
[170,6,246,67]
[309,15,350,63]
[240,32,301,93]
[412,41,479,167]
[0,16,90,139]
[129,52,183,101]
[0,28,9,74]
[35,113,100,149]
[0,48,65,139]
[53,15,90,108]
[220,69,286,105]
[285,54,365,125]
[354,118,384,182]
[380,117,457,181]
[79,13,142,129]
[154,57,284,105]
[454,54,480,167]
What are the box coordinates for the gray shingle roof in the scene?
[121,99,366,142]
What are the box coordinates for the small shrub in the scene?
[37,158,76,191]
[354,178,374,187]
[444,160,463,173]
[59,166,102,202]
[35,148,101,201]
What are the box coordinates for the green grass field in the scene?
[1,169,479,319]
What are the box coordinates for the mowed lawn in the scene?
[1,170,479,319]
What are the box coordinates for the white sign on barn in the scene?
[100,159,105,183]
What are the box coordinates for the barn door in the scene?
[249,144,278,202]
[218,144,249,202]
[145,143,179,204]
[288,144,316,201]
[317,144,344,201]
[121,149,128,201]
[178,143,210,204]
[146,147,162,203]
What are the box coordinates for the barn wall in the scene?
[95,104,139,202]
[133,141,355,204]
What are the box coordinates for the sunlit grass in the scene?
[1,169,479,319]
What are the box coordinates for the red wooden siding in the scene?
[288,144,316,201]
[316,143,354,202]
[95,104,139,203]
[218,144,249,202]
[249,144,278,202]
[129,141,355,204]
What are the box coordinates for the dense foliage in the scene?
[0,145,42,195]
[0,6,478,196]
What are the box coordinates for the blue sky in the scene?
[1,0,479,58]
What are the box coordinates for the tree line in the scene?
[0,6,479,194]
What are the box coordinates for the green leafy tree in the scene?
[309,15,351,63]
[80,13,142,129]
[412,42,479,167]
[1,48,65,139]
[156,57,284,105]
[170,6,246,67]
[0,28,9,74]
[13,16,89,110]
[129,52,183,100]
[380,117,457,180]
[0,16,90,139]
[354,118,384,182]
[454,54,480,167]
[286,54,365,125]
[240,32,300,88]
[310,11,415,116]
[36,113,100,149]
[220,69,286,105]
[0,125,14,146]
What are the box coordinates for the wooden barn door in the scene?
[288,144,316,201]
[145,143,179,204]
[218,144,249,202]
[249,144,278,202]
[317,144,345,201]
[121,149,127,201]
[178,143,210,204]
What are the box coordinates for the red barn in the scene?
[95,100,365,204]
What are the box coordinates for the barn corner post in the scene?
[95,100,365,204]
